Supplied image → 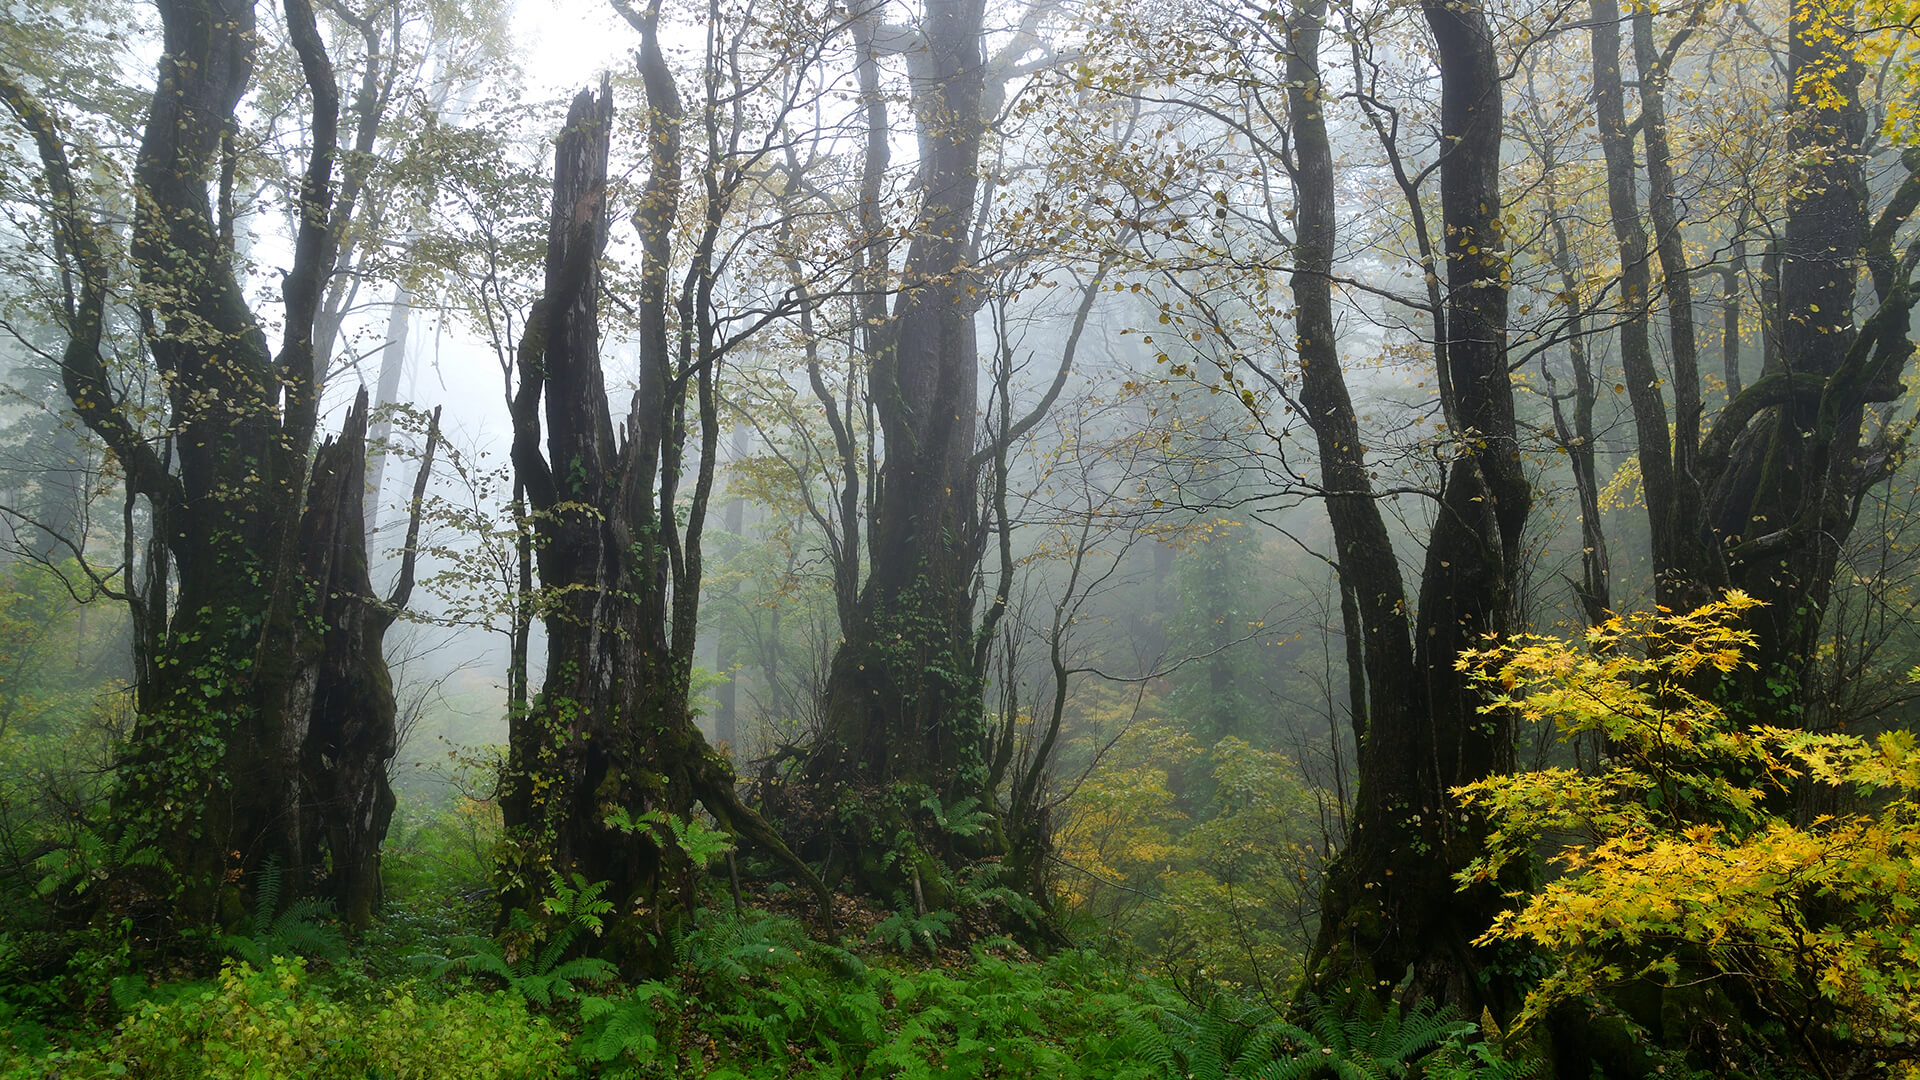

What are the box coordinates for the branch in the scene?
[0,504,129,604]
[510,297,555,512]
[1867,147,1920,300]
[276,0,344,453]
[0,64,182,516]
[692,768,835,932]
[967,261,1107,470]
[383,404,441,623]
[1699,371,1827,469]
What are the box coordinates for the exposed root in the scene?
[696,771,835,932]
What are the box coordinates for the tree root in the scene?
[695,771,835,933]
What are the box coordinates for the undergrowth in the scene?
[0,791,1527,1079]
[0,906,1529,1080]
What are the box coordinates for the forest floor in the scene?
[0,874,1512,1080]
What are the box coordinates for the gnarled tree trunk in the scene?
[4,0,415,936]
[801,0,1005,904]
[1297,0,1526,1011]
[501,71,824,971]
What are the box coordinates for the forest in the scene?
[1,0,1919,1074]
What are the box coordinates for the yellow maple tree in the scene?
[1455,594,1920,1074]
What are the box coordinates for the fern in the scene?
[1249,997,1479,1080]
[424,899,616,1007]
[33,827,162,900]
[219,858,345,968]
[951,857,1048,930]
[579,982,680,1063]
[605,808,735,869]
[920,794,993,838]
[1124,994,1302,1080]
[1424,1036,1543,1080]
[1115,993,1486,1080]
[676,910,877,1060]
[875,907,957,955]
[1117,1010,1182,1078]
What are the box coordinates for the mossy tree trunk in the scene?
[500,59,826,971]
[1585,0,1920,725]
[1695,0,1919,721]
[3,0,418,936]
[800,0,1009,906]
[291,391,438,930]
[1287,0,1528,1011]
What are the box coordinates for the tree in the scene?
[497,0,859,962]
[1285,0,1528,1008]
[392,92,554,718]
[1588,0,1920,729]
[1459,594,1920,1075]
[0,0,427,930]
[1512,47,1615,628]
[799,0,1002,898]
[1048,0,1530,1003]
[792,0,1091,917]
[290,390,440,927]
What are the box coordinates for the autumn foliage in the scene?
[1458,594,1920,1073]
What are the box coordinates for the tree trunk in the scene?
[1700,0,1884,717]
[6,0,415,936]
[804,0,1005,900]
[1541,201,1611,625]
[714,426,750,753]
[106,0,339,927]
[501,74,825,970]
[1300,0,1526,1011]
[289,389,434,930]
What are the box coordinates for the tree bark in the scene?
[803,0,1006,901]
[1301,0,1526,1011]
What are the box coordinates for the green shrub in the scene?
[573,911,1165,1079]
[6,957,573,1080]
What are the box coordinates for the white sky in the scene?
[522,0,638,98]
[345,1,640,502]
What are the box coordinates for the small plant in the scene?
[921,794,993,838]
[1119,993,1297,1080]
[538,868,617,934]
[606,806,735,869]
[875,906,958,955]
[218,858,345,969]
[1262,996,1477,1079]
[1425,1034,1543,1080]
[1457,595,1920,1071]
[32,825,162,901]
[577,982,680,1068]
[1118,993,1484,1080]
[423,871,616,1007]
[38,957,573,1079]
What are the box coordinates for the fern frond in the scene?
[1373,1002,1473,1062]
[594,1003,661,1063]
[1239,1020,1313,1068]
[518,974,554,1008]
[251,858,284,937]
[544,955,617,994]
